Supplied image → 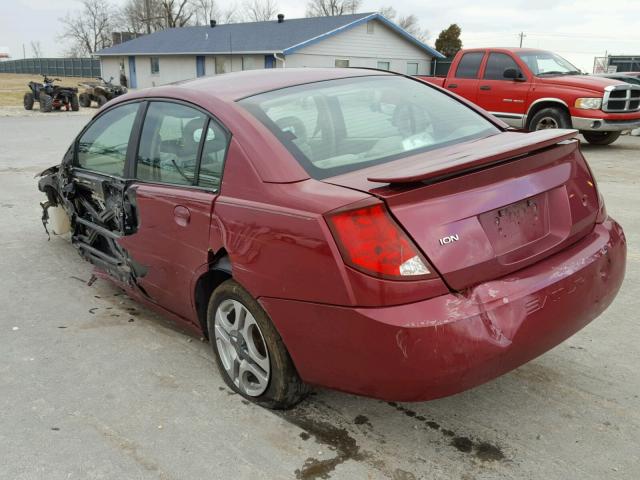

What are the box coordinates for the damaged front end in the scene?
[37,160,144,287]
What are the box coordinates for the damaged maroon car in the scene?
[38,68,626,409]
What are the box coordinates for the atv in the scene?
[78,77,128,108]
[24,76,79,113]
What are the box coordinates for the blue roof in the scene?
[96,13,445,59]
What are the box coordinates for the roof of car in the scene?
[96,13,445,59]
[140,67,395,102]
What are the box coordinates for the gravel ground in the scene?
[0,113,638,480]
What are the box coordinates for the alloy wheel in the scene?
[214,299,270,396]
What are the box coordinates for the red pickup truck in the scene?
[420,48,640,145]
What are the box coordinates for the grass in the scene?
[0,73,97,107]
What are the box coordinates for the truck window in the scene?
[484,53,522,80]
[455,52,484,79]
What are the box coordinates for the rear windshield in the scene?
[239,75,500,179]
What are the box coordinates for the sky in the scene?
[1,0,640,72]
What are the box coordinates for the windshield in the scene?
[240,76,500,179]
[517,51,581,76]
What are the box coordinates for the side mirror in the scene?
[504,68,525,82]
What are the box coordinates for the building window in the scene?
[367,21,374,34]
[335,59,350,68]
[215,56,227,74]
[377,61,390,71]
[406,62,419,75]
[150,56,160,75]
[242,56,255,71]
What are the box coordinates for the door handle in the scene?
[447,84,458,89]
[174,205,191,227]
[479,85,491,91]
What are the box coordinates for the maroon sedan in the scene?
[38,68,626,409]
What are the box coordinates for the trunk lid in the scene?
[324,130,599,290]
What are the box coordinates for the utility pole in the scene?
[518,32,526,48]
[22,43,26,59]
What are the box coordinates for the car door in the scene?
[68,101,143,284]
[117,100,229,321]
[476,52,531,127]
[445,51,485,103]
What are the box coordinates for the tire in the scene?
[582,131,621,146]
[528,107,571,131]
[97,95,108,107]
[23,92,34,110]
[79,93,91,108]
[70,94,79,111]
[39,93,53,113]
[206,279,308,409]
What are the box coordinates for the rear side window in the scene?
[240,76,499,179]
[198,119,229,189]
[484,53,521,80]
[76,102,139,176]
[455,52,484,79]
[136,102,207,185]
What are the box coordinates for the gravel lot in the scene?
[1,112,638,480]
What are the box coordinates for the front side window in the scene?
[150,56,160,74]
[136,102,207,185]
[240,76,500,179]
[484,53,522,80]
[517,50,581,76]
[455,52,484,79]
[335,59,350,68]
[377,61,391,71]
[76,102,139,176]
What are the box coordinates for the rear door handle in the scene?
[174,205,191,227]
[479,85,491,91]
[447,84,458,89]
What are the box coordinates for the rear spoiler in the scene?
[367,129,578,184]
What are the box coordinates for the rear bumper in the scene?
[572,115,640,131]
[261,219,626,402]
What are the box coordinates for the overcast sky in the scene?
[1,0,639,72]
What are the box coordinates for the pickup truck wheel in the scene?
[207,279,308,409]
[529,107,570,131]
[582,131,621,145]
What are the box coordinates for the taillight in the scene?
[325,201,432,280]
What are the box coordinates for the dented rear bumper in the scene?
[261,218,626,402]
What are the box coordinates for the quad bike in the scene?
[24,76,79,113]
[78,77,128,108]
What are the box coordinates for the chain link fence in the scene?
[0,58,101,77]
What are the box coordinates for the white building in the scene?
[95,13,444,89]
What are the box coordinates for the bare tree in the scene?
[306,0,361,17]
[378,6,429,41]
[193,0,240,25]
[59,0,113,55]
[30,41,42,58]
[378,6,395,19]
[243,0,278,22]
[161,0,194,27]
[118,0,166,34]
